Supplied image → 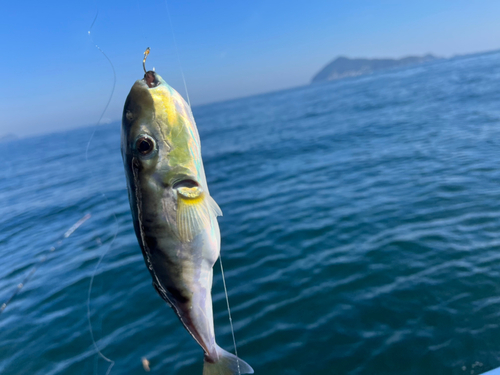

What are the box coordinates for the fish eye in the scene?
[135,135,155,156]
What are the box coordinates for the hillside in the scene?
[311,55,438,83]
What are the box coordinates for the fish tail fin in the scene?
[203,346,254,375]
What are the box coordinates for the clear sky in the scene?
[3,0,500,137]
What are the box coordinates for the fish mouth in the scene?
[143,71,161,88]
[172,179,199,190]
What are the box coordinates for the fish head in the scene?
[121,71,205,190]
[122,71,221,243]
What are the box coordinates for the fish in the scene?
[121,70,254,375]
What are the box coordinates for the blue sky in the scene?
[3,0,500,137]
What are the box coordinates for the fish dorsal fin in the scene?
[176,187,222,242]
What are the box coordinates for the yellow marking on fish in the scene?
[150,86,191,129]
[150,86,177,126]
[149,85,200,174]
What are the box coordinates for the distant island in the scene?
[311,54,438,83]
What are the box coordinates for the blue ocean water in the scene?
[2,50,500,375]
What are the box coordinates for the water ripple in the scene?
[3,52,500,374]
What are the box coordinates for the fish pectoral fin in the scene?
[177,193,222,242]
[206,194,223,217]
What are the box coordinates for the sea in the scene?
[2,50,500,375]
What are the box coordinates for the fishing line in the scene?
[219,254,242,375]
[164,0,191,107]
[86,10,118,375]
[85,11,117,158]
[0,214,91,315]
[163,2,241,371]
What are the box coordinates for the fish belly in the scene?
[147,228,219,359]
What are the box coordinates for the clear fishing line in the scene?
[86,10,117,375]
[164,0,191,107]
[0,214,91,315]
[219,254,242,375]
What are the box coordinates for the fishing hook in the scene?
[143,47,150,74]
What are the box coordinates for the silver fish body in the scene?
[121,71,253,375]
